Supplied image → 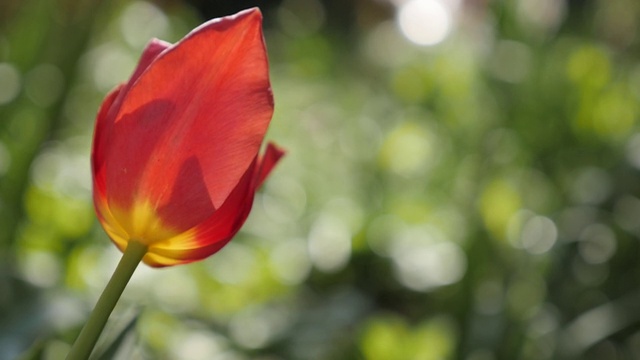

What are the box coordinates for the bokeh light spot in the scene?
[206,242,257,285]
[390,226,466,291]
[25,64,64,107]
[0,62,21,104]
[308,214,352,272]
[516,0,566,35]
[87,44,136,92]
[229,306,292,350]
[614,195,640,234]
[519,215,557,255]
[379,122,437,177]
[18,251,61,287]
[571,167,612,205]
[364,21,414,67]
[397,0,452,46]
[480,179,522,241]
[567,46,610,91]
[120,1,169,48]
[152,270,198,313]
[578,224,616,264]
[170,330,228,360]
[270,238,311,285]
[392,242,466,291]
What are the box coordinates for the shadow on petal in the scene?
[157,155,216,232]
[146,158,258,266]
[104,99,175,209]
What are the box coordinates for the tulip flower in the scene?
[93,7,283,267]
[68,8,283,359]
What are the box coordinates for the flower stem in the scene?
[67,241,147,360]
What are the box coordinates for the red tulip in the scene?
[91,8,284,267]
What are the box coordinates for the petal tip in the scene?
[192,7,264,35]
[235,7,263,20]
[145,38,172,51]
[266,142,286,159]
[255,142,286,187]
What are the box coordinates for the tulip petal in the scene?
[142,143,284,267]
[255,143,286,188]
[127,39,171,89]
[92,39,170,198]
[92,84,122,185]
[91,8,284,267]
[144,157,258,266]
[94,39,170,154]
[103,8,273,236]
[110,39,171,117]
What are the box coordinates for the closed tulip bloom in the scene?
[91,8,284,267]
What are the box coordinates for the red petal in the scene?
[255,142,286,188]
[143,142,284,267]
[111,39,171,114]
[104,39,170,131]
[104,8,273,233]
[128,39,171,88]
[92,85,124,231]
[92,39,170,193]
[144,158,258,266]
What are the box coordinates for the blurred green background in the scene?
[2,0,640,359]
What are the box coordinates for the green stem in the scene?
[66,241,147,360]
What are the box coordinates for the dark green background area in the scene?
[2,0,640,359]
